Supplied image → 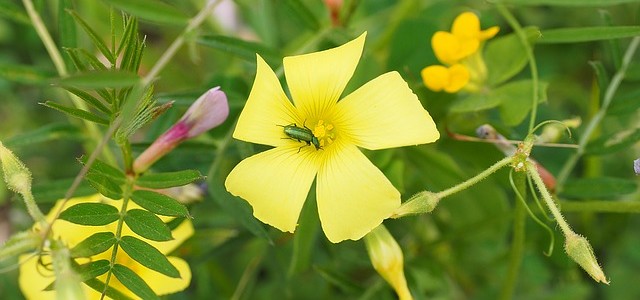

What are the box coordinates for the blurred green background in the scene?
[2,0,640,299]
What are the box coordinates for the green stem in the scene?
[496,4,539,133]
[22,189,46,227]
[100,176,134,300]
[556,36,640,187]
[141,0,221,86]
[500,173,527,300]
[527,161,573,236]
[436,157,511,199]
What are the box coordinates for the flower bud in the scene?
[133,87,229,173]
[0,141,32,196]
[391,191,440,218]
[364,225,412,300]
[564,231,609,284]
[51,241,85,300]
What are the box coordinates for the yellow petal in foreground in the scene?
[233,55,300,147]
[225,145,322,233]
[335,71,439,150]
[316,142,400,243]
[283,32,366,118]
[421,64,469,93]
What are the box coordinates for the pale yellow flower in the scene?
[365,225,412,300]
[225,32,439,243]
[19,194,193,299]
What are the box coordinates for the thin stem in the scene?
[526,161,573,236]
[436,157,511,199]
[496,4,539,133]
[141,0,221,86]
[556,36,640,187]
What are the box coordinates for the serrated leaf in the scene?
[104,0,188,26]
[498,80,549,126]
[85,171,123,200]
[70,232,116,258]
[57,70,140,89]
[540,26,640,43]
[63,87,111,114]
[0,63,51,84]
[80,157,126,185]
[561,177,637,198]
[68,10,114,63]
[84,277,134,300]
[119,236,180,278]
[0,231,41,264]
[124,209,173,241]
[198,35,282,66]
[41,101,109,125]
[59,203,120,225]
[491,0,640,6]
[485,27,540,86]
[130,190,189,217]
[586,126,640,155]
[112,264,160,300]
[136,170,203,189]
[3,123,82,148]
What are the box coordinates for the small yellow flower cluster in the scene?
[421,12,499,93]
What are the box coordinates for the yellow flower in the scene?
[19,194,193,299]
[225,33,439,243]
[364,225,412,300]
[421,64,470,93]
[432,12,499,65]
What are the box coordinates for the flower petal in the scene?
[444,64,470,93]
[451,12,481,39]
[316,142,400,243]
[421,65,449,92]
[283,33,366,119]
[335,72,439,150]
[233,55,300,147]
[432,31,466,65]
[225,145,321,233]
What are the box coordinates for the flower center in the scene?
[312,120,336,148]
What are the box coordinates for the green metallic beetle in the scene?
[279,122,322,151]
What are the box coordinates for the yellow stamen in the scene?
[313,120,336,147]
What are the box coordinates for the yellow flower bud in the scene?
[564,231,609,284]
[364,225,412,300]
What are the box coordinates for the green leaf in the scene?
[498,80,549,126]
[85,171,123,200]
[282,0,320,30]
[57,70,140,89]
[3,123,82,148]
[0,231,40,264]
[70,232,116,258]
[68,10,114,64]
[0,1,31,24]
[491,0,640,6]
[136,170,203,189]
[59,203,120,226]
[485,27,540,86]
[41,101,109,125]
[119,236,180,278]
[449,93,501,113]
[84,277,135,300]
[540,26,640,43]
[588,61,610,102]
[561,177,637,199]
[59,0,77,71]
[103,0,188,26]
[130,190,190,217]
[124,209,173,241]
[0,64,51,84]
[32,178,95,203]
[76,260,111,280]
[63,87,111,114]
[198,35,282,66]
[80,157,126,185]
[112,264,160,300]
[586,126,640,155]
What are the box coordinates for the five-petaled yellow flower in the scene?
[225,33,439,243]
[19,194,193,299]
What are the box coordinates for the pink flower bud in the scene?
[133,87,229,173]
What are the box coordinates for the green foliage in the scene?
[3,0,640,299]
